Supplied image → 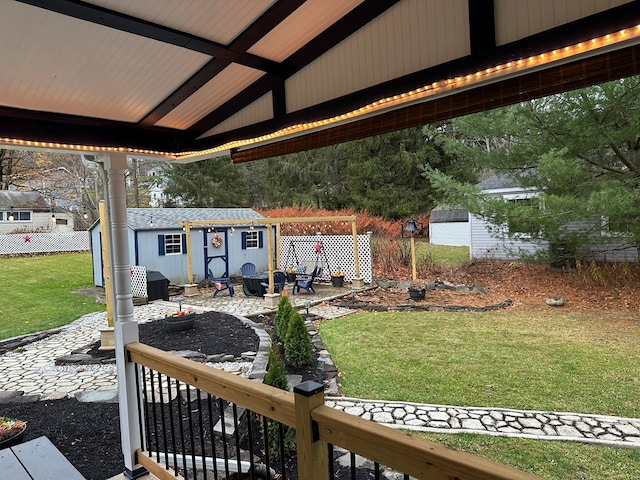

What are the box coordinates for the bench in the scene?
[0,436,86,480]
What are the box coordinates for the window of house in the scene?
[241,230,263,249]
[245,231,258,248]
[2,210,32,222]
[55,218,68,225]
[500,195,541,237]
[602,215,632,237]
[165,234,183,254]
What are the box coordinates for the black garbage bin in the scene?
[147,270,169,301]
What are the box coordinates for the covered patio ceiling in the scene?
[1,0,639,163]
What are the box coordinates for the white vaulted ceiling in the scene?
[0,0,639,162]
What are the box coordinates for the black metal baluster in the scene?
[328,443,334,479]
[232,404,242,478]
[262,415,270,479]
[167,376,178,474]
[374,461,381,479]
[245,409,256,480]
[277,422,286,480]
[148,367,159,463]
[185,386,197,479]
[196,390,208,480]
[134,363,146,452]
[218,398,230,478]
[206,395,219,479]
[158,372,169,465]
[350,451,356,480]
[176,379,188,477]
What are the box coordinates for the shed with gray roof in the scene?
[89,208,267,287]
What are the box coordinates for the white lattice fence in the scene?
[279,234,372,284]
[0,232,90,255]
[131,265,148,298]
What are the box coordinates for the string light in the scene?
[1,24,637,162]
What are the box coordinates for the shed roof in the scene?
[429,205,469,223]
[119,208,264,231]
[1,1,639,163]
[0,191,50,210]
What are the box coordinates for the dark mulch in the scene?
[1,311,262,480]
[1,310,333,480]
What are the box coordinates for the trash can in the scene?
[147,270,169,301]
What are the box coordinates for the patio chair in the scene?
[208,269,235,298]
[261,270,288,294]
[292,266,321,295]
[240,262,256,277]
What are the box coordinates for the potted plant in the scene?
[286,268,297,283]
[330,271,345,287]
[164,300,196,332]
[0,417,27,447]
[408,280,427,300]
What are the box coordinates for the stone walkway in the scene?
[1,289,639,449]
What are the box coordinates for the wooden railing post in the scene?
[294,381,328,480]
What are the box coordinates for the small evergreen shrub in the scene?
[263,346,296,458]
[284,311,314,367]
[273,295,293,340]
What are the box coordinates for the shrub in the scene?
[273,295,293,340]
[284,311,314,367]
[263,346,295,458]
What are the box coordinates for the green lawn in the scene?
[319,309,640,480]
[418,241,469,265]
[0,253,105,340]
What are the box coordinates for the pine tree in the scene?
[284,311,314,367]
[273,295,293,341]
[263,346,295,458]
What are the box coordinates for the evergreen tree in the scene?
[284,311,313,367]
[273,295,293,341]
[423,76,640,261]
[263,346,296,458]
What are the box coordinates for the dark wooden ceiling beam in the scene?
[191,0,402,134]
[138,0,305,127]
[16,0,282,74]
[468,0,496,54]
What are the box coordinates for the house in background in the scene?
[428,205,470,247]
[0,190,74,233]
[90,208,268,286]
[470,174,638,262]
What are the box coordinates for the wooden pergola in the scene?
[179,215,365,299]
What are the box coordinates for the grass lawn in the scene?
[417,241,469,265]
[0,253,105,340]
[319,309,640,479]
[415,432,640,480]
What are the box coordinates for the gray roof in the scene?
[0,191,49,209]
[125,208,264,230]
[429,205,468,223]
[475,174,522,190]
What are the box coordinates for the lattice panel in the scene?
[279,235,372,284]
[131,265,147,298]
[0,232,89,255]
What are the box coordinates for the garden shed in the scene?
[428,205,470,247]
[90,207,267,287]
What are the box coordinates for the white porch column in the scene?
[104,152,147,479]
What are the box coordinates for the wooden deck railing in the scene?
[126,341,546,480]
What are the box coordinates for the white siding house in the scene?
[0,191,74,233]
[428,205,470,247]
[469,174,638,262]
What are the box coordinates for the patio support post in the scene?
[264,223,279,308]
[294,381,328,480]
[105,152,147,479]
[350,220,365,289]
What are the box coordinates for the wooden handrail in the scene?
[126,342,296,426]
[311,405,545,480]
[127,342,546,480]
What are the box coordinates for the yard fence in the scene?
[279,234,373,284]
[0,232,90,255]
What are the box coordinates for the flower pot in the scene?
[0,425,26,448]
[164,313,196,332]
[408,287,426,301]
[286,272,297,283]
[331,275,344,287]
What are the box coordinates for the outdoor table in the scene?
[242,272,269,297]
[0,436,86,479]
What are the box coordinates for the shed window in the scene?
[165,234,183,255]
[241,231,263,249]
